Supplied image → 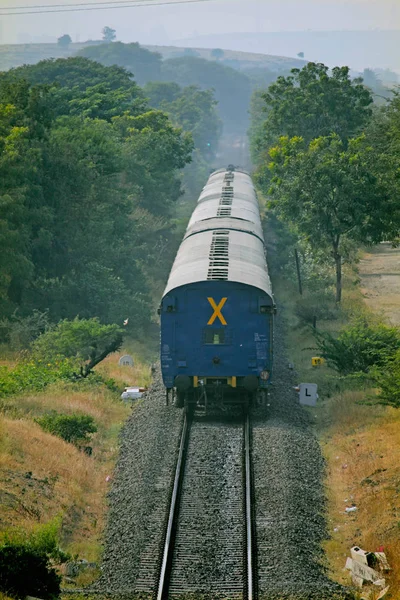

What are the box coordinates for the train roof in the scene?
[162,169,273,300]
[163,228,273,301]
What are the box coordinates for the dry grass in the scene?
[359,243,400,326]
[272,249,400,595]
[0,373,131,562]
[0,335,154,565]
[0,337,156,562]
[2,382,127,427]
[0,412,127,560]
[95,337,157,388]
[320,391,400,594]
[97,353,152,388]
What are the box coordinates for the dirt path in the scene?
[359,243,400,325]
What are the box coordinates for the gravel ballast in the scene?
[252,312,350,599]
[169,419,244,598]
[93,373,183,597]
[92,320,351,599]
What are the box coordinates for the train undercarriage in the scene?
[166,376,269,413]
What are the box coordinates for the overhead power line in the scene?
[0,0,214,16]
[3,0,185,9]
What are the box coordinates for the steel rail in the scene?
[156,413,189,600]
[244,413,255,600]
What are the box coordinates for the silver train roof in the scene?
[163,169,273,300]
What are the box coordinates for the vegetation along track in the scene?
[156,411,256,600]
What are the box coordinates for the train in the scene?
[159,166,275,411]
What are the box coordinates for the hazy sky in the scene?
[0,0,399,45]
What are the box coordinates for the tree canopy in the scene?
[0,57,193,327]
[160,56,252,134]
[0,57,147,121]
[57,35,72,48]
[143,82,222,158]
[78,42,162,84]
[102,26,116,42]
[263,134,396,302]
[259,62,373,147]
[75,42,253,135]
[251,61,400,303]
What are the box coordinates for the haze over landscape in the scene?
[0,0,399,71]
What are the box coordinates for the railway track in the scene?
[156,412,256,600]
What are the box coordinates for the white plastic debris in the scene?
[345,506,357,513]
[345,546,391,598]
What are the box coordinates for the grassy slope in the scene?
[0,340,156,570]
[273,244,400,595]
[0,41,305,73]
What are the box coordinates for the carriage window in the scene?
[203,329,226,345]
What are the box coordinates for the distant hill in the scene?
[174,30,400,73]
[0,42,94,72]
[143,44,306,72]
[0,41,306,74]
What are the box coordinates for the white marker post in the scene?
[299,383,318,406]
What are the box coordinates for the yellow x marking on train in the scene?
[207,297,228,326]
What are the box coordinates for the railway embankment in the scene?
[90,322,349,600]
[252,314,348,600]
[92,371,183,597]
[272,242,400,597]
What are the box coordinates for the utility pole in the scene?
[294,249,303,295]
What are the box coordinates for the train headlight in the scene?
[260,370,270,381]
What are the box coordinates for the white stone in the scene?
[119,354,134,367]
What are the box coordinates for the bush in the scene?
[0,520,66,600]
[295,291,341,324]
[31,317,123,362]
[314,318,400,375]
[0,545,61,599]
[375,349,400,407]
[35,412,97,445]
[0,310,50,350]
[0,358,76,398]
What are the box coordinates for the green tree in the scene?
[78,42,162,84]
[32,317,123,376]
[102,26,116,42]
[144,82,221,158]
[1,57,147,121]
[32,317,123,361]
[258,62,373,149]
[166,86,221,157]
[249,88,271,164]
[57,34,72,48]
[144,81,181,106]
[211,48,224,60]
[0,545,61,600]
[183,48,200,57]
[264,134,397,302]
[160,56,252,134]
[0,60,193,325]
[0,84,52,313]
[114,110,193,217]
[364,91,400,206]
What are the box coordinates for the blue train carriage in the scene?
[160,168,275,409]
